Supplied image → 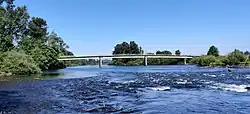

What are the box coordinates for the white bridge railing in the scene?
[58,54,197,68]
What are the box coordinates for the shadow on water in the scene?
[0,70,65,82]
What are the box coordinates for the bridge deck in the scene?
[58,54,194,60]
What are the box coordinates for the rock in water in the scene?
[228,68,232,72]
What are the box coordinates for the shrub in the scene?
[189,57,200,65]
[196,55,216,66]
[126,59,143,66]
[0,50,41,75]
[226,49,248,65]
[210,59,225,67]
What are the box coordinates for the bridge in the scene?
[58,54,195,68]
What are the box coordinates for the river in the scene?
[1,65,250,114]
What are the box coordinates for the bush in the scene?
[28,46,65,70]
[0,50,41,75]
[245,61,250,66]
[195,55,216,66]
[226,49,248,65]
[210,59,225,67]
[126,59,143,66]
[189,57,200,65]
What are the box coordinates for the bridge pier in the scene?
[99,57,103,68]
[184,58,187,65]
[144,56,148,66]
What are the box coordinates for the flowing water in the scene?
[1,65,250,114]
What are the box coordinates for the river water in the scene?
[1,65,250,114]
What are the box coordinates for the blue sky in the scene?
[16,0,250,55]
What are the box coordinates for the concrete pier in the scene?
[184,58,187,65]
[99,57,102,68]
[144,56,148,66]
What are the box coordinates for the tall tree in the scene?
[129,41,140,54]
[207,45,219,56]
[28,17,48,41]
[112,41,143,65]
[0,1,29,51]
[175,50,181,56]
[0,0,73,74]
[113,41,142,54]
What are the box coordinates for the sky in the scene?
[16,0,250,56]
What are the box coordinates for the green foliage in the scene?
[191,49,249,67]
[112,41,143,54]
[244,51,250,55]
[226,49,248,65]
[0,50,41,75]
[189,57,199,65]
[0,1,30,52]
[207,45,219,56]
[112,41,143,65]
[126,59,143,66]
[197,55,216,66]
[175,50,181,56]
[0,0,73,75]
[64,59,101,66]
[156,50,172,55]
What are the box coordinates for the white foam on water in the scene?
[149,86,171,91]
[209,75,217,77]
[245,75,250,79]
[203,81,214,84]
[220,74,225,76]
[176,80,192,85]
[211,83,250,93]
[123,80,136,84]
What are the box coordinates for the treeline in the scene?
[110,41,185,65]
[64,59,111,66]
[190,46,250,67]
[148,50,184,65]
[0,0,72,75]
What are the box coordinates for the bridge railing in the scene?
[58,54,198,59]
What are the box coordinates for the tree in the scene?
[175,50,181,56]
[156,50,172,55]
[112,41,143,65]
[244,51,250,55]
[0,1,30,52]
[113,41,142,55]
[129,41,140,54]
[28,17,48,42]
[207,45,219,56]
[0,0,73,74]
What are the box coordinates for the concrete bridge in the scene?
[58,54,195,68]
[58,54,196,68]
